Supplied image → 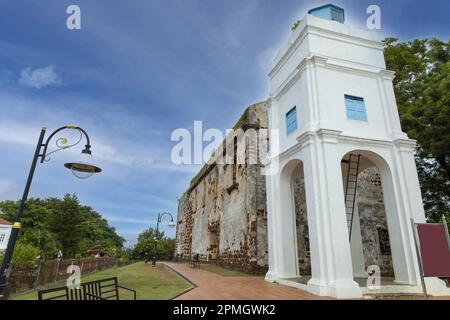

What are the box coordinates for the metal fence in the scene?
[9,257,117,294]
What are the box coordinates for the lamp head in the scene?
[64,147,102,179]
[167,219,176,228]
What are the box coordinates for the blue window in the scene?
[286,106,298,135]
[345,95,367,121]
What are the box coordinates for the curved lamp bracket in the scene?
[158,212,175,223]
[39,125,92,163]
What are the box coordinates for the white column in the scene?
[380,145,419,285]
[341,163,366,278]
[303,132,362,298]
[303,140,331,296]
[349,202,367,278]
[265,170,278,282]
[265,158,299,281]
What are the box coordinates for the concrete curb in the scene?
[160,262,197,300]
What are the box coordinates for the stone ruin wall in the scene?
[175,101,269,272]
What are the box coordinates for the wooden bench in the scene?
[38,277,136,300]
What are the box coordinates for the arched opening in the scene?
[278,159,311,279]
[340,151,395,284]
[292,164,311,276]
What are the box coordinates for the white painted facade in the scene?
[0,221,12,251]
[264,13,449,298]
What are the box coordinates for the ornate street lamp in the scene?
[0,125,101,299]
[152,212,176,267]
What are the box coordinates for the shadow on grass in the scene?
[10,261,192,300]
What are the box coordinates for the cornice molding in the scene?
[271,55,394,100]
[272,55,328,100]
[267,130,414,163]
[378,69,396,81]
[269,23,383,80]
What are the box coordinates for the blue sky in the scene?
[0,0,448,246]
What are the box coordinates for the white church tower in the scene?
[264,4,448,298]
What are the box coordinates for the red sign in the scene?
[416,223,450,277]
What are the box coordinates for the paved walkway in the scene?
[162,262,330,300]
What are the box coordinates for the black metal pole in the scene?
[0,128,46,299]
[152,214,160,267]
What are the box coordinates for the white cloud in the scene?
[0,178,16,199]
[0,178,14,194]
[0,118,198,175]
[103,214,155,225]
[18,65,62,89]
[0,121,38,146]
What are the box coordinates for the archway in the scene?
[279,159,311,278]
[340,150,396,283]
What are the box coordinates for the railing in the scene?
[8,257,117,295]
[38,277,136,300]
[188,254,200,269]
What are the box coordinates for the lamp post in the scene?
[152,212,176,267]
[0,125,101,299]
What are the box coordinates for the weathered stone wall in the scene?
[356,167,394,276]
[175,101,269,272]
[175,191,194,258]
[292,165,311,275]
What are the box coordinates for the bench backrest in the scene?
[38,277,119,300]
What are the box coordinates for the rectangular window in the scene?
[286,106,298,135]
[345,95,367,121]
[378,228,391,255]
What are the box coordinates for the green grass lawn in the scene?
[11,262,192,300]
[199,263,258,277]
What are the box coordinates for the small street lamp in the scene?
[152,212,176,267]
[0,125,101,299]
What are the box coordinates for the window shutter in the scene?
[286,106,298,135]
[345,95,367,121]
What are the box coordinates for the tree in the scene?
[12,241,39,264]
[50,194,84,258]
[129,227,175,261]
[383,37,450,224]
[0,195,124,259]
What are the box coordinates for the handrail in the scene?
[38,277,136,300]
[117,285,137,300]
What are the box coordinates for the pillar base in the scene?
[425,277,450,296]
[329,279,363,299]
[307,278,363,299]
[264,271,278,283]
[307,278,330,296]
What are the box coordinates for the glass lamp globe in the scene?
[167,220,176,228]
[64,150,102,179]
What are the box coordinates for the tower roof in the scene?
[0,218,12,225]
[308,3,345,23]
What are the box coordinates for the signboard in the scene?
[0,224,12,251]
[416,223,450,277]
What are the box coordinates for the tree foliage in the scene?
[0,194,125,260]
[383,37,450,223]
[129,227,175,262]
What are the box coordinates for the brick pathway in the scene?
[162,262,330,300]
